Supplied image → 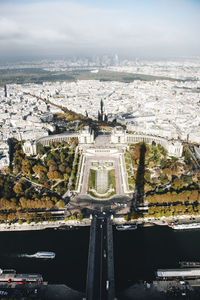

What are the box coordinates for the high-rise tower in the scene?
[100,99,104,115]
[4,85,7,97]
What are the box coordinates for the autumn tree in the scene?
[66,167,71,174]
[57,200,65,208]
[132,143,141,161]
[59,164,66,173]
[13,182,24,195]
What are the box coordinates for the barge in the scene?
[157,268,200,279]
[116,224,137,231]
[170,223,200,230]
[180,262,200,268]
[0,268,43,282]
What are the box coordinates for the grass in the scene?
[0,68,181,86]
[108,169,116,191]
[88,168,116,199]
[88,169,96,190]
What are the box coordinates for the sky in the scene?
[0,0,200,60]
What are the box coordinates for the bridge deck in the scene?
[86,215,115,300]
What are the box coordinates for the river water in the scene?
[1,225,200,294]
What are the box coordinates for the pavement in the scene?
[81,155,123,195]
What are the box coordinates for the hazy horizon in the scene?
[0,0,200,61]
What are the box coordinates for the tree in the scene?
[47,159,56,167]
[33,165,47,174]
[124,214,130,221]
[59,164,66,173]
[53,171,62,179]
[159,173,169,185]
[172,177,184,190]
[132,144,141,161]
[57,200,65,208]
[66,167,71,174]
[144,171,151,182]
[64,173,69,182]
[21,159,31,175]
[160,158,168,169]
[163,168,172,178]
[13,182,24,195]
[181,175,193,185]
[77,213,83,220]
[43,181,50,189]
[19,197,27,208]
[7,213,16,222]
[68,137,78,146]
[60,152,66,164]
[37,145,46,155]
[49,164,58,172]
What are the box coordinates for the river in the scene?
[0,225,200,294]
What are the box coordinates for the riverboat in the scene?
[170,223,200,230]
[0,268,43,282]
[116,224,137,231]
[33,251,55,259]
[180,261,200,268]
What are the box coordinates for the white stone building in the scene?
[0,141,9,169]
[23,125,183,157]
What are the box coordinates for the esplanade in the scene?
[23,125,183,158]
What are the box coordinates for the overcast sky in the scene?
[0,0,200,60]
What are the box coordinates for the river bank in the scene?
[1,212,200,232]
[0,218,91,232]
[114,213,200,227]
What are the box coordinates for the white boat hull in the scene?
[171,223,200,230]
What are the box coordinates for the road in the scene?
[92,216,107,300]
[86,214,115,300]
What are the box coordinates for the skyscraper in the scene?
[4,85,7,98]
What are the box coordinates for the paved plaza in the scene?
[81,155,123,197]
[96,168,109,194]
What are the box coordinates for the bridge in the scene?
[86,214,115,300]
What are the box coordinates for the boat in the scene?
[33,252,55,259]
[170,223,200,230]
[0,268,43,282]
[142,222,154,227]
[180,261,200,268]
[116,224,137,231]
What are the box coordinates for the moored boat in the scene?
[116,224,137,231]
[170,222,200,230]
[180,261,200,268]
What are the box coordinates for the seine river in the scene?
[1,226,200,294]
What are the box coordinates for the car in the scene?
[0,291,8,296]
[106,280,109,290]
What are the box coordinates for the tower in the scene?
[100,99,104,115]
[4,85,7,98]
